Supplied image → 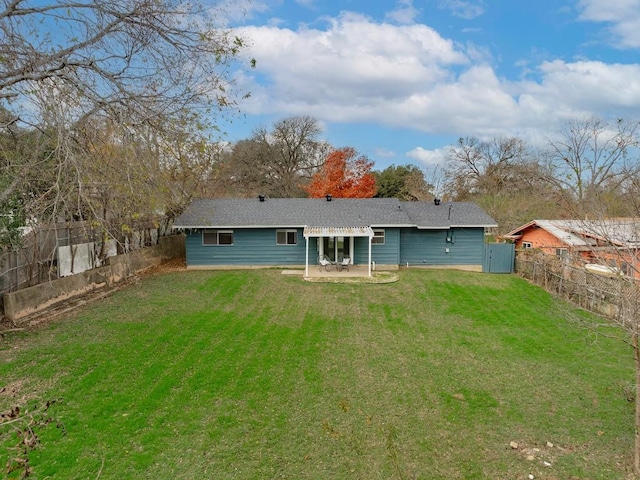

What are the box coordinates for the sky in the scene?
[215,0,640,171]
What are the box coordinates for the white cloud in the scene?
[374,147,397,159]
[233,11,640,148]
[519,60,640,120]
[385,0,420,25]
[438,0,484,20]
[406,147,448,166]
[379,64,521,136]
[237,13,468,115]
[577,0,639,23]
[578,0,640,48]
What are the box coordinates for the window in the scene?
[203,229,233,245]
[555,248,568,260]
[621,262,633,276]
[277,229,297,245]
[522,241,532,249]
[372,229,385,245]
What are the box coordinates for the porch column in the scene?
[349,237,354,263]
[368,236,372,277]
[305,235,309,277]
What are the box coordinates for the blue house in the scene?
[173,197,497,276]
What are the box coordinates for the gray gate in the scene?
[483,243,515,273]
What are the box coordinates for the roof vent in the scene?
[434,198,441,205]
[258,195,265,202]
[326,194,332,202]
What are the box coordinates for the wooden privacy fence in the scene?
[515,250,639,327]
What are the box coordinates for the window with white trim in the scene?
[276,229,297,245]
[372,229,385,244]
[522,241,532,249]
[203,229,233,245]
[555,248,568,260]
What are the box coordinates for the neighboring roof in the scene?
[503,219,640,248]
[173,198,497,230]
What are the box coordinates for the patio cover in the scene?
[303,226,374,277]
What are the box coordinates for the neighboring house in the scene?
[503,219,640,279]
[173,196,497,276]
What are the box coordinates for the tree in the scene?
[536,216,640,474]
[374,165,432,201]
[444,136,534,198]
[0,0,253,264]
[0,112,58,247]
[222,116,331,197]
[542,117,640,216]
[541,118,640,471]
[306,147,376,198]
[443,135,556,232]
[0,0,252,204]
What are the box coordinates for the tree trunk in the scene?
[634,331,640,475]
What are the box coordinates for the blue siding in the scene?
[307,237,318,264]
[184,226,485,267]
[399,228,485,266]
[353,228,400,265]
[186,229,308,266]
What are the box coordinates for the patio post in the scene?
[305,233,309,277]
[368,236,372,277]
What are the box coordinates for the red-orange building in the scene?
[503,219,640,279]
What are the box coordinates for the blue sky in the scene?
[216,0,640,170]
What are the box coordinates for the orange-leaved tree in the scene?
[306,147,376,198]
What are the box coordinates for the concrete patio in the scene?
[281,265,399,283]
[305,264,371,279]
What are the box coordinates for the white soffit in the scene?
[303,226,374,238]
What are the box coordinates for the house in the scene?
[173,197,497,276]
[503,219,640,279]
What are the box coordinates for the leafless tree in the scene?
[443,135,554,231]
[0,0,253,204]
[0,0,253,286]
[445,136,535,198]
[223,116,331,197]
[547,216,640,474]
[542,117,640,216]
[539,115,640,464]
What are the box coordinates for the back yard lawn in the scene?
[0,269,635,479]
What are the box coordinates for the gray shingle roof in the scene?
[173,198,497,229]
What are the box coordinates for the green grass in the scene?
[0,269,635,479]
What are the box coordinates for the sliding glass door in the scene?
[322,236,351,262]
